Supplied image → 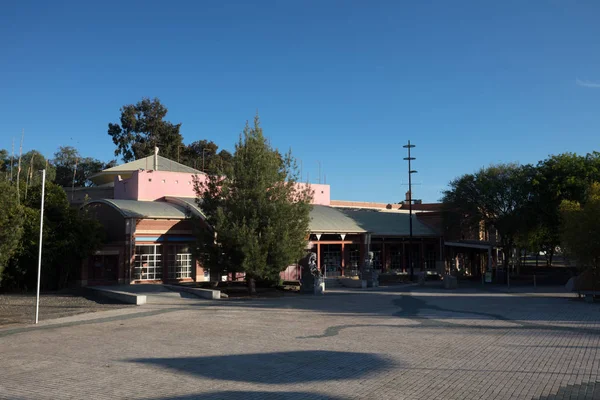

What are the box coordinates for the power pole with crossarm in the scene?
[403,140,417,281]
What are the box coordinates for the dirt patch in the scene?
[0,289,134,327]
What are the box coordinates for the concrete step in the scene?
[324,278,343,288]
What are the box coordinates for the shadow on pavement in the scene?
[532,380,598,400]
[145,391,347,400]
[202,286,598,322]
[129,350,394,384]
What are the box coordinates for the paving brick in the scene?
[0,286,599,399]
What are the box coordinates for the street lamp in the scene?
[403,141,417,281]
[35,169,46,324]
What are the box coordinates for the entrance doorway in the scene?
[321,244,342,277]
[91,254,119,282]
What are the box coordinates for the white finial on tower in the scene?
[154,147,159,171]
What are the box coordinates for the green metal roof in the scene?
[309,205,367,234]
[164,196,206,218]
[336,208,439,236]
[88,200,438,236]
[309,205,439,236]
[89,155,204,185]
[103,155,202,174]
[88,199,192,219]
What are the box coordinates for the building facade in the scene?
[77,154,445,286]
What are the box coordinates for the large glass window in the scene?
[348,248,360,269]
[346,246,361,277]
[371,250,382,270]
[425,245,437,270]
[134,245,162,280]
[322,244,341,277]
[168,245,193,279]
[391,248,403,270]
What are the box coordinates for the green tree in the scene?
[19,150,56,185]
[0,180,24,283]
[53,146,116,187]
[182,139,233,172]
[0,149,9,179]
[442,163,534,272]
[529,153,600,266]
[2,182,104,290]
[560,182,600,289]
[195,116,312,294]
[108,97,184,162]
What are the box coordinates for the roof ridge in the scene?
[100,154,203,174]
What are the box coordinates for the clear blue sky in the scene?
[1,1,599,203]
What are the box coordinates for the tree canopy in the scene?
[195,116,312,294]
[182,139,233,173]
[442,163,534,269]
[107,97,233,172]
[108,97,184,162]
[1,181,105,290]
[560,182,600,275]
[527,153,600,265]
[0,180,23,283]
[53,146,116,187]
[443,151,600,275]
[0,144,106,290]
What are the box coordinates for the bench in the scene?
[87,287,146,305]
[163,284,221,300]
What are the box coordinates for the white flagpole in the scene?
[35,169,46,324]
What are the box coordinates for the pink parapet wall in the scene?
[302,183,330,205]
[114,170,205,200]
[114,170,330,205]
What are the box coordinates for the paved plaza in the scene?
[0,284,599,400]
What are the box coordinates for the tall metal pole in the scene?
[35,169,46,324]
[317,161,321,184]
[403,141,417,281]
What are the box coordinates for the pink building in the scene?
[80,154,443,286]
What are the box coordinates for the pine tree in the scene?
[195,116,312,294]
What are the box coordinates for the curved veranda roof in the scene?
[87,200,438,237]
[86,199,202,219]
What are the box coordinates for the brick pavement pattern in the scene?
[0,285,599,400]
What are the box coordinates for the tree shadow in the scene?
[295,291,600,339]
[532,380,598,400]
[203,285,600,325]
[129,350,394,384]
[144,391,347,400]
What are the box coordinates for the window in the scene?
[391,249,403,270]
[134,245,162,280]
[321,244,341,276]
[425,247,436,270]
[168,245,193,279]
[371,250,382,270]
[346,246,360,276]
[348,247,360,268]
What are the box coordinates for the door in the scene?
[103,255,118,281]
[91,254,119,282]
